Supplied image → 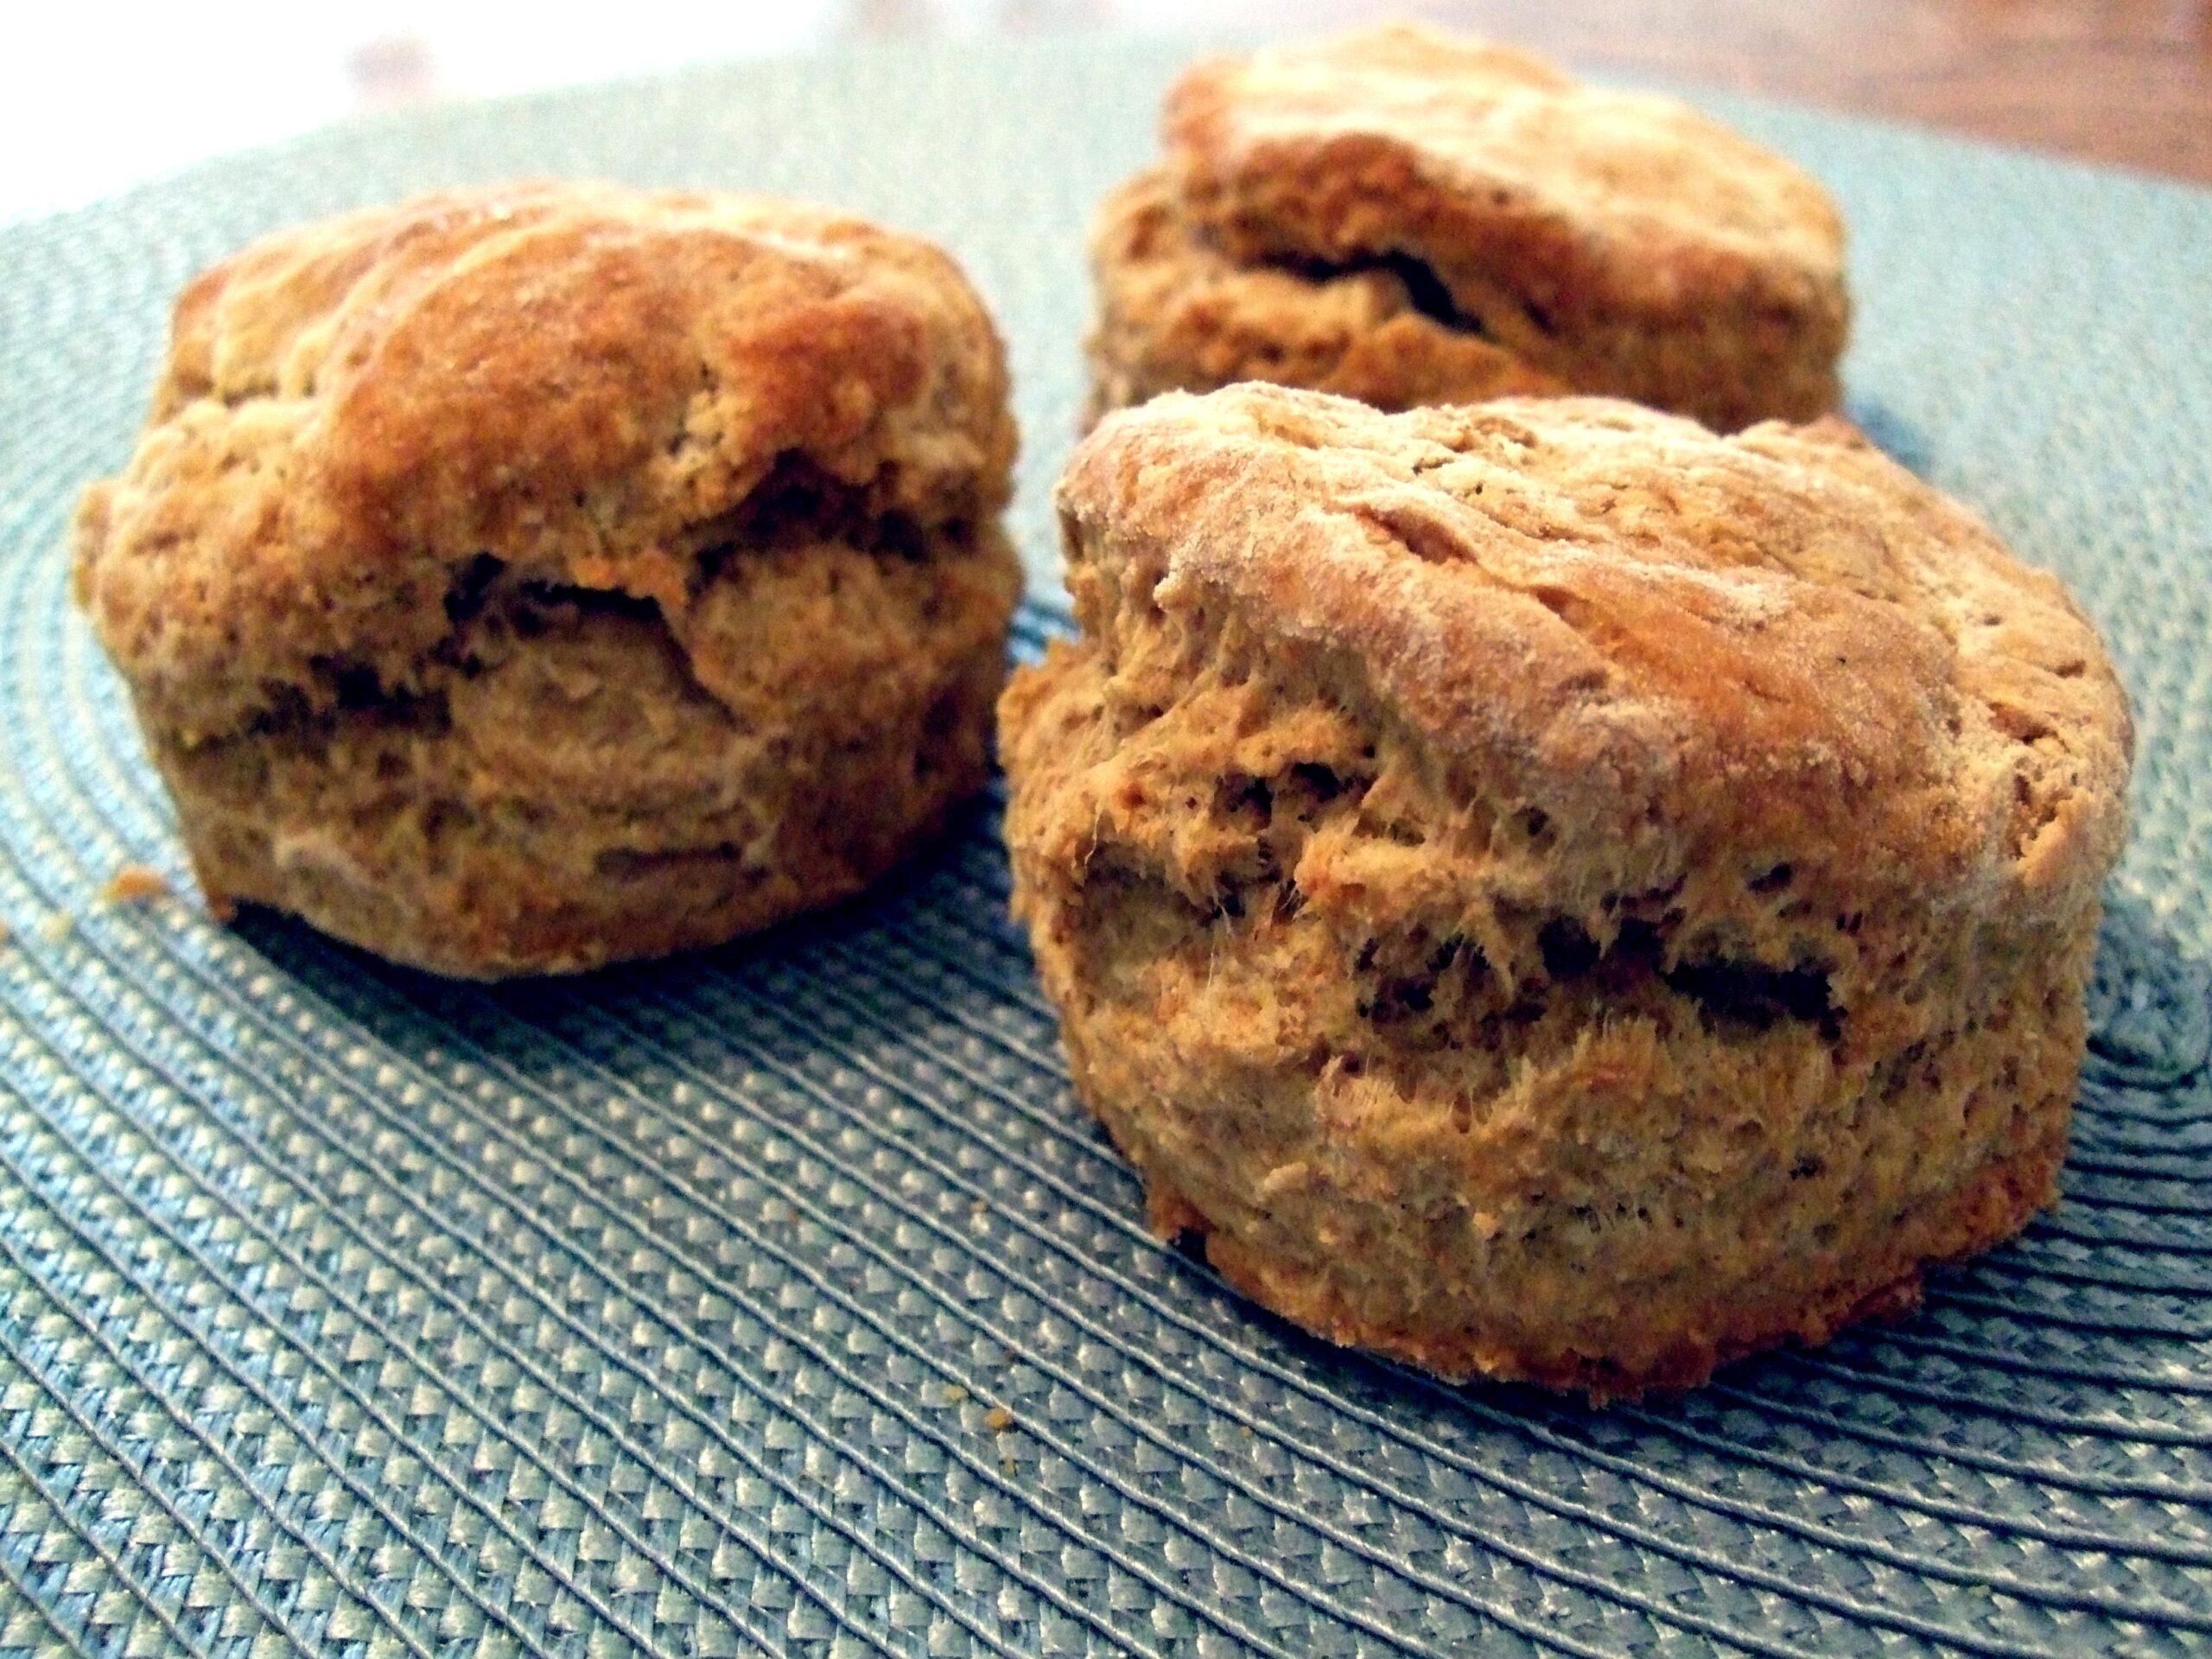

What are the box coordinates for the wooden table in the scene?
[5,0,2204,225]
[857,0,2212,185]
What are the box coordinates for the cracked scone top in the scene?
[1001,384,2131,1396]
[75,182,1021,976]
[1088,25,1848,431]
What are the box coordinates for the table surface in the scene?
[3,0,2206,224]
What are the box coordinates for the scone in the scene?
[1088,25,1848,432]
[74,182,1021,978]
[1001,384,2131,1397]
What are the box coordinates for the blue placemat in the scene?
[1,35,2209,1658]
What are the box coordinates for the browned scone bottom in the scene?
[74,183,1021,977]
[157,524,1017,977]
[1001,385,2133,1399]
[1088,25,1849,432]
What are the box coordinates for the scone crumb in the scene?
[39,913,73,944]
[101,865,169,906]
[985,1405,1015,1433]
[941,1383,969,1405]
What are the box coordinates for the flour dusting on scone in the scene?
[1089,25,1849,431]
[1001,383,2130,1398]
[75,181,1020,977]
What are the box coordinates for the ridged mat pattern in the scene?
[3,34,2211,1658]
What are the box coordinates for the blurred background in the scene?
[3,0,2205,220]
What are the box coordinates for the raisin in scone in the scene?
[1088,25,1847,431]
[74,182,1020,977]
[1001,384,2131,1398]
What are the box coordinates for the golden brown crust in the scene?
[1091,24,1849,430]
[75,182,1020,976]
[1001,384,2133,1398]
[77,181,1016,741]
[1058,388,2130,922]
[1174,1088,2067,1399]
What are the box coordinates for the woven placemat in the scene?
[2,35,2209,1658]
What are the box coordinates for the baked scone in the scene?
[1088,26,1848,432]
[75,182,1021,977]
[1001,384,2132,1397]
[1087,165,1569,423]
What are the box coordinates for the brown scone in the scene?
[1086,166,1568,424]
[1001,384,2132,1398]
[1088,26,1848,432]
[75,181,1021,977]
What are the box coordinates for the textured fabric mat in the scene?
[2,34,2210,1659]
